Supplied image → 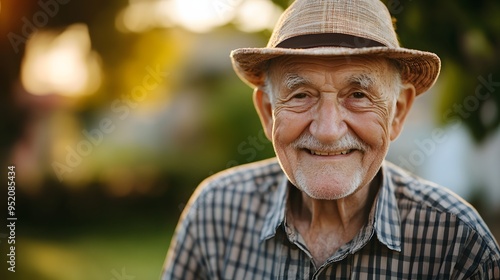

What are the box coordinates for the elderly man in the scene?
[162,0,500,279]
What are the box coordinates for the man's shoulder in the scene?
[185,158,283,211]
[386,161,499,253]
[386,161,480,223]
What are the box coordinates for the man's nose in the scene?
[309,95,347,143]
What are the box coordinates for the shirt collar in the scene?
[259,161,402,252]
[373,161,402,251]
[260,173,289,241]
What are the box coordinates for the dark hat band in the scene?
[276,33,386,49]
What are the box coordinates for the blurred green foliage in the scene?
[380,0,500,142]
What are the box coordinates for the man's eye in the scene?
[292,92,308,99]
[351,91,367,99]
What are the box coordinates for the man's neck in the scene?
[287,172,381,266]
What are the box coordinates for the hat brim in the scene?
[230,46,440,96]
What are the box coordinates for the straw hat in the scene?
[230,0,441,95]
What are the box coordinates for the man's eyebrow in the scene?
[348,74,375,89]
[283,73,312,90]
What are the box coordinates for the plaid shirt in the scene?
[162,158,500,279]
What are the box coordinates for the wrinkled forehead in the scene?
[266,55,400,88]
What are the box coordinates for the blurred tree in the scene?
[379,0,500,142]
[270,0,292,9]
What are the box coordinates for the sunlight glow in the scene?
[117,0,280,33]
[21,24,102,97]
[235,0,282,32]
[170,0,239,33]
[116,1,174,33]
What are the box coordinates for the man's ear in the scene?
[253,88,273,141]
[390,83,416,141]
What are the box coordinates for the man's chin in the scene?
[300,184,359,200]
[293,173,364,200]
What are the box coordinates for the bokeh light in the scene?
[170,0,237,33]
[21,24,102,97]
[116,0,281,33]
[235,0,282,32]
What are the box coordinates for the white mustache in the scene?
[291,133,369,152]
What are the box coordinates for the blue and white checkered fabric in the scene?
[162,158,500,279]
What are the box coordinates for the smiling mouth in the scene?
[308,149,354,156]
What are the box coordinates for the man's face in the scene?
[256,56,414,200]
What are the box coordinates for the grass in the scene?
[15,219,175,280]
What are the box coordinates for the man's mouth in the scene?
[308,149,353,156]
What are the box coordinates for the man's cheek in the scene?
[368,103,392,136]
